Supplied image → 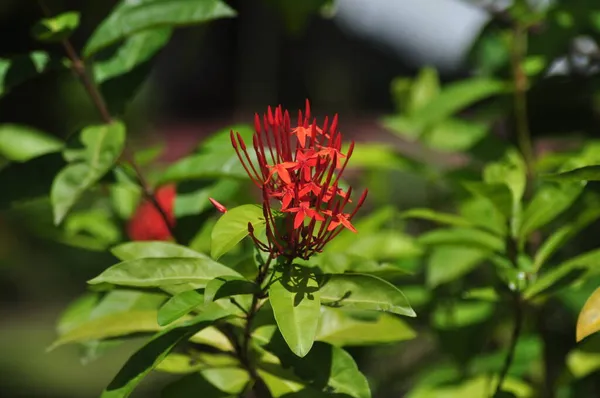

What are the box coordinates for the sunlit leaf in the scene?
[157,290,204,326]
[88,257,241,288]
[319,273,415,317]
[210,204,266,259]
[0,124,63,162]
[111,241,209,261]
[100,305,231,398]
[31,11,80,42]
[316,307,416,346]
[270,276,321,357]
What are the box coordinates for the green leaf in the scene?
[401,208,476,228]
[110,182,142,219]
[567,335,600,379]
[100,305,230,398]
[346,142,415,171]
[319,274,415,317]
[158,290,204,326]
[160,152,248,182]
[0,51,63,97]
[269,276,321,357]
[94,28,172,83]
[174,179,239,218]
[84,0,236,57]
[519,183,583,247]
[31,11,80,42]
[316,307,416,346]
[464,182,513,219]
[210,204,266,259]
[577,287,600,342]
[63,208,122,249]
[424,118,488,152]
[432,301,494,330]
[265,340,371,398]
[0,124,63,162]
[49,310,161,350]
[483,149,527,235]
[533,206,600,272]
[200,124,254,152]
[204,276,258,303]
[417,227,504,252]
[408,67,441,113]
[51,121,126,225]
[518,182,583,248]
[161,373,235,397]
[111,241,208,261]
[201,367,250,395]
[460,195,507,236]
[544,165,600,182]
[427,246,490,287]
[88,257,241,288]
[409,78,509,131]
[341,231,423,261]
[56,293,100,335]
[525,249,600,299]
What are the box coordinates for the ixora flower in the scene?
[231,100,367,259]
[127,184,176,241]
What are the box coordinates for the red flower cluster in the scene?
[127,184,176,241]
[231,100,367,259]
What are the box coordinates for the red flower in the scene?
[127,184,176,241]
[231,100,367,259]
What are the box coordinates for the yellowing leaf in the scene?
[576,286,600,342]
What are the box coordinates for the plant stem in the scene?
[510,23,535,174]
[493,291,523,396]
[39,1,176,239]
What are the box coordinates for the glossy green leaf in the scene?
[49,310,161,350]
[427,246,490,287]
[0,124,63,162]
[88,257,241,288]
[100,305,230,398]
[210,204,266,259]
[316,307,416,346]
[204,276,258,303]
[533,206,600,272]
[418,227,504,252]
[31,11,80,42]
[525,248,600,299]
[401,208,476,228]
[157,290,204,326]
[577,287,600,342]
[51,121,126,225]
[319,274,415,317]
[111,241,208,261]
[84,0,236,57]
[94,28,172,83]
[269,276,321,357]
[518,182,583,248]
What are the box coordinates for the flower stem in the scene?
[38,0,176,240]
